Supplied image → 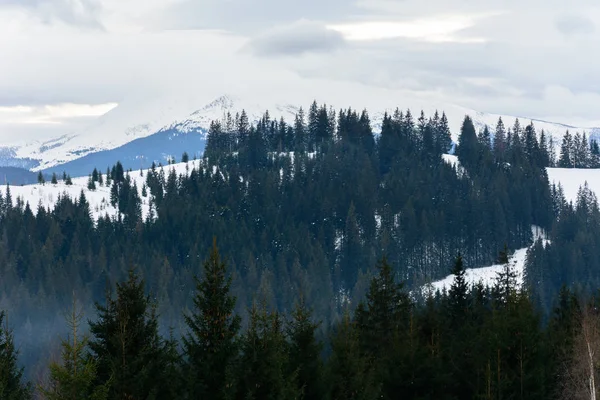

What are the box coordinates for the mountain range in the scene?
[2,89,600,179]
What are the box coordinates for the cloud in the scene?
[0,0,103,28]
[153,0,357,33]
[5,0,600,133]
[244,20,346,57]
[555,14,595,36]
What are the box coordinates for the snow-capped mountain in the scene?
[2,85,599,177]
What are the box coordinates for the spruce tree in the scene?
[0,311,32,399]
[39,296,108,400]
[51,173,58,185]
[88,269,166,399]
[182,239,241,399]
[37,171,45,185]
[235,302,299,400]
[328,310,380,400]
[65,175,73,186]
[287,296,326,400]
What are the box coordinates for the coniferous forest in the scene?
[0,102,599,398]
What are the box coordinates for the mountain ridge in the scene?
[2,91,600,176]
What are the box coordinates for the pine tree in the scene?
[456,116,479,168]
[494,117,507,160]
[38,295,108,400]
[0,311,32,399]
[182,152,189,163]
[62,171,67,181]
[182,239,241,399]
[447,253,468,322]
[559,131,574,168]
[88,269,167,399]
[287,296,326,400]
[235,302,299,400]
[38,171,45,185]
[65,175,73,186]
[87,176,96,191]
[355,257,411,356]
[51,173,58,185]
[328,310,380,400]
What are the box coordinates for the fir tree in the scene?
[328,310,380,400]
[51,173,58,185]
[88,269,167,399]
[38,171,45,185]
[65,175,73,186]
[87,176,96,191]
[287,296,326,400]
[0,311,32,399]
[182,239,241,399]
[235,302,299,400]
[38,296,108,400]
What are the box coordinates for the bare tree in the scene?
[562,303,600,400]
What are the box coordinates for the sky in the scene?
[2,0,600,140]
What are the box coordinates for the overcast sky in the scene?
[2,0,600,138]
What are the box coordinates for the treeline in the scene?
[2,242,599,399]
[556,130,600,169]
[527,182,600,312]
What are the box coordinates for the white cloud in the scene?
[3,0,600,136]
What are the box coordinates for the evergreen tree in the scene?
[494,117,507,160]
[182,239,241,399]
[65,175,73,186]
[39,296,108,400]
[234,302,298,400]
[328,310,380,400]
[0,311,32,399]
[51,173,58,185]
[87,176,96,191]
[559,131,574,168]
[287,296,326,400]
[88,269,167,399]
[456,116,479,168]
[37,171,45,185]
[182,152,189,163]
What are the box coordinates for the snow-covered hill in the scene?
[0,159,203,221]
[1,82,599,175]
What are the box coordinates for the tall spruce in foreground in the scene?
[182,238,241,399]
[88,269,166,400]
[39,295,108,400]
[0,311,32,399]
[287,296,326,400]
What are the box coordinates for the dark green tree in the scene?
[182,239,241,399]
[286,296,326,400]
[0,311,32,399]
[88,269,167,400]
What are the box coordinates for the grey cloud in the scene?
[244,21,347,57]
[0,0,103,28]
[555,14,595,36]
[155,0,356,34]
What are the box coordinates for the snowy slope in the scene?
[547,167,600,204]
[0,160,203,221]
[1,78,598,173]
[422,226,549,294]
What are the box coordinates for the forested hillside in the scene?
[0,101,591,389]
